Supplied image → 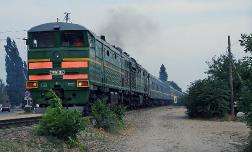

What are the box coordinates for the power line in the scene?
[0,29,27,34]
[0,29,27,42]
[0,38,27,41]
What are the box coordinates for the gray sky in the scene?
[0,0,251,91]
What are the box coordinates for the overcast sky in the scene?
[0,0,251,91]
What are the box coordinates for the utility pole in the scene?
[228,35,234,116]
[64,12,71,23]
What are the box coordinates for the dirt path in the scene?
[105,106,250,152]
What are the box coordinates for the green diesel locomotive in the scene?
[25,22,180,112]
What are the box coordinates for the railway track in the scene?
[0,115,42,128]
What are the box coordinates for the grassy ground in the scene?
[0,125,111,152]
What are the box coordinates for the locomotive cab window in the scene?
[61,31,84,47]
[30,32,55,48]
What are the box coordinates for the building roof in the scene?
[28,22,88,32]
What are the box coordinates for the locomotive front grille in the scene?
[27,58,90,90]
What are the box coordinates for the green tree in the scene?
[206,54,242,104]
[235,57,252,113]
[238,34,252,125]
[239,33,252,152]
[4,37,27,105]
[159,64,168,82]
[239,33,252,53]
[185,54,239,118]
[185,79,229,118]
[238,34,252,115]
[206,55,230,80]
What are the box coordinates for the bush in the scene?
[91,100,125,131]
[238,85,252,111]
[244,131,252,152]
[238,85,252,128]
[24,106,33,113]
[243,92,252,152]
[245,107,252,131]
[111,105,126,121]
[34,90,86,142]
[185,79,229,118]
[238,84,252,152]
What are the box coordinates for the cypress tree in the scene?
[159,64,168,82]
[4,37,27,105]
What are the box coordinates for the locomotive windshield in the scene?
[61,31,84,47]
[30,32,55,48]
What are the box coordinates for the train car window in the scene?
[107,50,110,56]
[109,49,114,59]
[61,31,84,47]
[30,32,55,48]
[111,52,114,58]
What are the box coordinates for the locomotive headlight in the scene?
[26,81,38,89]
[77,80,89,88]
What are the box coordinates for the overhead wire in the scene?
[0,29,27,41]
[0,29,27,34]
[0,38,24,40]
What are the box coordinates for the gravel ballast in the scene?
[104,106,250,152]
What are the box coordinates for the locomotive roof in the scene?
[28,22,88,32]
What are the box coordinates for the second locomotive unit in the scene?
[25,22,179,112]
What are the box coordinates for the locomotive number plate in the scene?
[49,70,65,75]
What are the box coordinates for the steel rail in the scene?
[0,116,41,128]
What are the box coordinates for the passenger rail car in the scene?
[25,22,179,112]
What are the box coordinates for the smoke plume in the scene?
[98,8,159,56]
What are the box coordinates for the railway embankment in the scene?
[0,106,250,152]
